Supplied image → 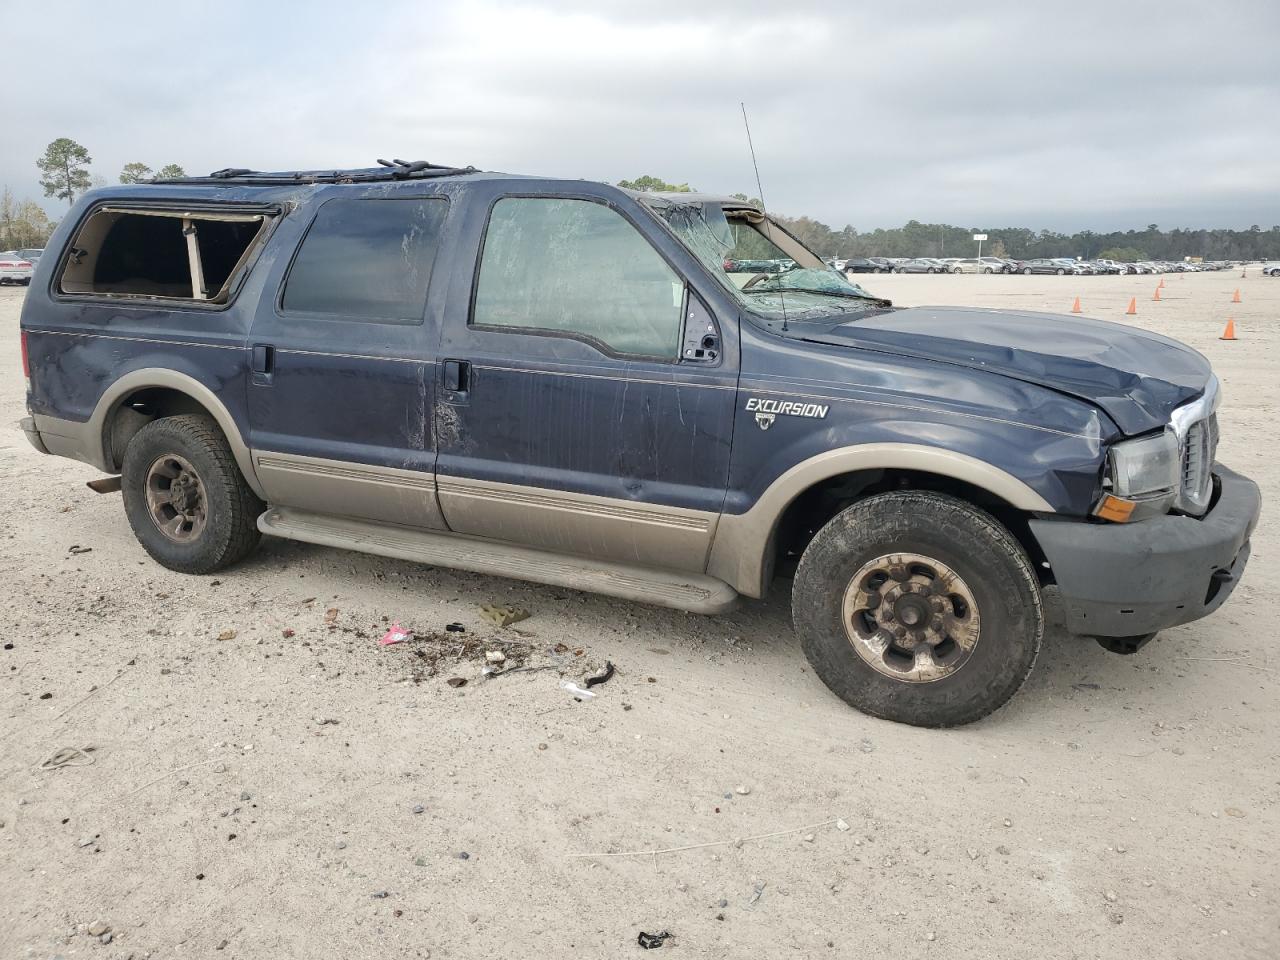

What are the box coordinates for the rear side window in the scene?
[472,197,684,358]
[282,198,448,323]
[58,208,270,303]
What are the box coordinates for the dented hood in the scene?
[800,306,1212,435]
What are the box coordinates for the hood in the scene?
[800,306,1212,435]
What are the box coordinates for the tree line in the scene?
[7,161,1278,260]
[618,175,1280,263]
[774,218,1280,264]
[2,137,189,249]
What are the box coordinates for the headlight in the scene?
[1094,430,1180,522]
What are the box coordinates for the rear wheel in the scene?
[122,414,263,574]
[793,491,1043,727]
[1056,268,1066,275]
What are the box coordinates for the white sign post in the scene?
[973,233,988,260]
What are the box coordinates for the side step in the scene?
[258,507,738,614]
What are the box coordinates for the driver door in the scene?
[433,190,739,573]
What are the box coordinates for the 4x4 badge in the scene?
[746,396,829,430]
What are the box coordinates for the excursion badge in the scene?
[745,396,830,430]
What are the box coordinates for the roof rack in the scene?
[152,159,478,186]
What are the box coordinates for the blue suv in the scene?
[18,160,1260,726]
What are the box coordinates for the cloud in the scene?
[5,0,1278,230]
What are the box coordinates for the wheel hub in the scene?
[841,552,981,683]
[145,454,208,543]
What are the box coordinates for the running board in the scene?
[257,507,738,614]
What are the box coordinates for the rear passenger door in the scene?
[434,190,738,573]
[246,193,450,529]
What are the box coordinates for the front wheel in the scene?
[1022,267,1032,275]
[792,491,1043,727]
[982,268,993,274]
[122,414,264,574]
[1056,268,1065,275]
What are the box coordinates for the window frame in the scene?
[51,199,281,312]
[467,192,694,364]
[275,194,451,327]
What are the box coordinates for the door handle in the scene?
[251,344,274,374]
[442,359,471,396]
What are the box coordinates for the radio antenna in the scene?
[740,102,788,332]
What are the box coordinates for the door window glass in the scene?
[473,197,683,358]
[283,198,448,322]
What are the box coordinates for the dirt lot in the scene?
[1,271,1276,959]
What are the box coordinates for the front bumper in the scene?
[1030,464,1260,638]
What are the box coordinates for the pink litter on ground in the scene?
[379,623,412,646]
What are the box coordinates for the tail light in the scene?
[20,330,30,378]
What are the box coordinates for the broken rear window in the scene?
[58,207,272,303]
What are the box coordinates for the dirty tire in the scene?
[122,415,263,574]
[793,491,1043,727]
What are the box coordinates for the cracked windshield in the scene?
[650,200,884,320]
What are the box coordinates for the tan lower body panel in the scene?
[436,476,718,573]
[253,451,447,530]
[258,507,737,614]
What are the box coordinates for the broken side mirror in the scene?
[680,288,720,364]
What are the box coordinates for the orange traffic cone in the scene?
[1157,278,1165,289]
[1070,296,1082,313]
[1241,266,1247,278]
[1232,288,1242,303]
[1152,286,1162,301]
[1125,297,1137,315]
[1220,318,1237,340]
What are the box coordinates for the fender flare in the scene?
[706,443,1054,598]
[89,368,264,497]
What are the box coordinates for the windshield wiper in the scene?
[748,284,884,302]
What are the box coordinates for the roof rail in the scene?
[152,159,478,186]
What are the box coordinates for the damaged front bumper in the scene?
[1030,463,1260,638]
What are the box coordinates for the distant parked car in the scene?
[1019,258,1072,275]
[949,258,983,274]
[1262,262,1280,276]
[842,257,881,274]
[0,252,35,285]
[724,258,783,274]
[976,256,1012,274]
[18,248,44,264]
[892,258,945,274]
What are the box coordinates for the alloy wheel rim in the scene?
[145,453,208,543]
[840,552,981,683]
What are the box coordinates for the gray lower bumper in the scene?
[1029,464,1260,638]
[20,416,50,455]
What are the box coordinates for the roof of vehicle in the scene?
[69,162,656,209]
[621,189,764,210]
[153,159,482,186]
[72,163,773,214]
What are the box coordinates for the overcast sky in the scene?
[5,0,1278,232]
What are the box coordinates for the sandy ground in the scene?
[1,270,1276,960]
